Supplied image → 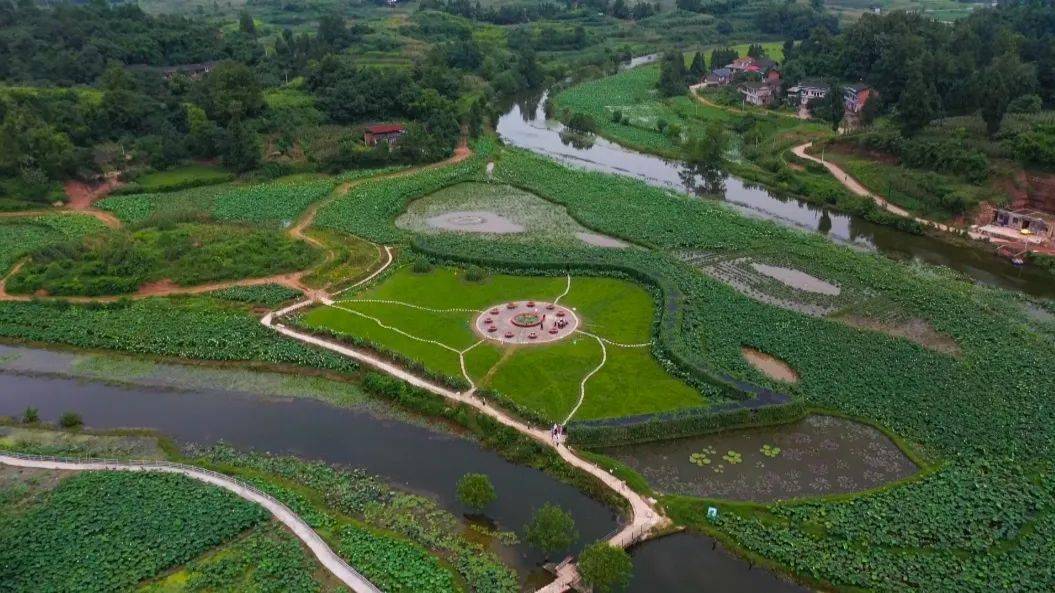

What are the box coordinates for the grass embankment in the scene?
[301,265,705,422]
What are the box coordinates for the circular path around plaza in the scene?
[474,301,579,344]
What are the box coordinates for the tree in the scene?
[683,123,726,166]
[192,61,265,124]
[656,50,686,97]
[456,473,496,511]
[898,63,939,135]
[524,503,578,558]
[21,407,39,424]
[220,120,261,172]
[59,412,83,429]
[577,542,633,593]
[688,51,707,80]
[238,10,256,36]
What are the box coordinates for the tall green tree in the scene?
[220,119,260,172]
[456,473,496,512]
[577,542,633,593]
[898,63,940,135]
[524,503,578,559]
[192,61,264,124]
[688,51,707,80]
[656,50,687,96]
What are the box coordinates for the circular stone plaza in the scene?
[474,301,579,345]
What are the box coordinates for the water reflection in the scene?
[496,91,1055,298]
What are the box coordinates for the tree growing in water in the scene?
[456,473,497,512]
[524,503,578,559]
[578,542,633,593]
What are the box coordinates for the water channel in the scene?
[0,344,809,593]
[495,91,1055,299]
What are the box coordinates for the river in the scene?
[0,345,808,593]
[495,91,1055,299]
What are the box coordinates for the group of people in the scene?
[550,423,567,445]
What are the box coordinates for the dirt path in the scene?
[791,142,957,233]
[0,453,382,593]
[263,298,668,593]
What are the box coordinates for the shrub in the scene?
[464,265,487,282]
[59,412,83,428]
[1008,94,1042,114]
[565,112,598,134]
[21,407,39,424]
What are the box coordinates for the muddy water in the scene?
[602,415,916,502]
[496,92,1055,298]
[750,263,841,296]
[0,344,807,592]
[741,347,799,384]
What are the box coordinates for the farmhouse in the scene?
[364,123,406,146]
[976,208,1055,248]
[788,80,829,106]
[739,81,774,107]
[843,83,872,113]
[727,56,779,75]
[703,67,734,87]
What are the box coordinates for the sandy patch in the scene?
[425,210,524,234]
[742,347,799,383]
[838,314,960,356]
[751,263,841,296]
[575,232,627,248]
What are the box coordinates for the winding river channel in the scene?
[0,345,807,592]
[496,91,1055,299]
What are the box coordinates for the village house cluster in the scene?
[697,55,873,122]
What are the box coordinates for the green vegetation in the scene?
[0,472,268,593]
[139,524,332,593]
[0,425,163,459]
[6,223,317,296]
[0,297,359,373]
[116,164,234,195]
[576,542,633,593]
[456,473,497,512]
[338,525,459,593]
[0,214,108,276]
[300,265,706,422]
[206,283,303,307]
[523,503,578,558]
[99,176,337,228]
[300,229,383,292]
[190,444,517,593]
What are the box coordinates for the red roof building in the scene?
[364,123,406,146]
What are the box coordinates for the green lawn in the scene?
[127,164,234,193]
[300,265,707,421]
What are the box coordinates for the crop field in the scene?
[99,175,337,228]
[0,471,267,593]
[300,229,384,291]
[0,214,108,276]
[300,265,707,421]
[139,524,333,593]
[6,223,318,296]
[0,297,360,373]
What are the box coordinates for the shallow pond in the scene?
[601,415,917,502]
[0,344,807,592]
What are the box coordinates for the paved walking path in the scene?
[264,290,669,593]
[791,142,959,234]
[0,454,382,593]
